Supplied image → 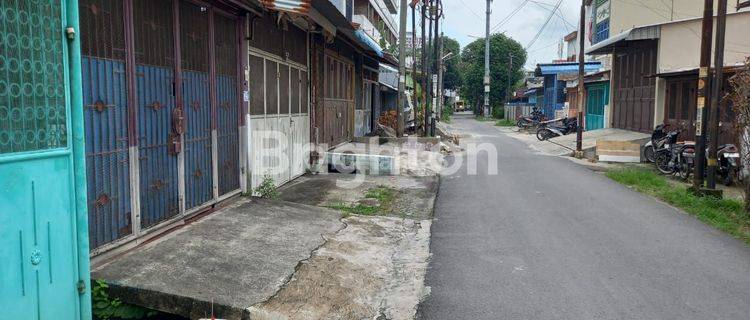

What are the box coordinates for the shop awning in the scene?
[586,25,660,55]
[535,61,602,76]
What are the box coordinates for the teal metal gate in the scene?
[0,0,91,319]
[585,82,609,131]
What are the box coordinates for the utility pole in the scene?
[707,0,728,191]
[693,0,714,192]
[412,2,417,113]
[397,0,408,136]
[575,0,585,156]
[507,53,513,104]
[483,0,491,117]
[420,1,427,134]
[437,31,445,122]
[425,0,434,135]
[431,0,440,135]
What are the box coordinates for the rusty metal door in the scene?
[612,41,656,133]
[133,0,180,228]
[80,0,132,248]
[323,52,354,147]
[214,13,240,196]
[180,1,213,210]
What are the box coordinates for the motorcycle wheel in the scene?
[517,119,527,129]
[643,145,655,163]
[655,152,674,174]
[677,157,691,181]
[723,164,735,186]
[536,128,551,141]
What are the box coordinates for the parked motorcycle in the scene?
[643,124,669,163]
[681,142,741,186]
[654,129,694,180]
[536,117,578,141]
[516,107,546,129]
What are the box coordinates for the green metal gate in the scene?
[0,0,91,319]
[585,82,609,131]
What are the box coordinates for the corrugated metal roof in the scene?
[586,25,660,55]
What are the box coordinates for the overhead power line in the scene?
[525,0,562,49]
[490,0,529,33]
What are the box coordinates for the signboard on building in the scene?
[595,0,610,24]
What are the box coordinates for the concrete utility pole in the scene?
[575,0,585,155]
[431,0,440,135]
[397,0,408,136]
[693,0,714,192]
[507,53,513,103]
[426,0,433,135]
[421,1,428,133]
[707,0,728,191]
[437,31,445,122]
[412,3,417,112]
[483,0,491,117]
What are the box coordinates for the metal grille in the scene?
[134,0,179,228]
[290,68,300,114]
[180,1,209,72]
[249,12,283,57]
[181,0,213,209]
[279,64,289,114]
[214,13,236,76]
[133,0,174,67]
[248,55,265,115]
[79,0,131,248]
[215,13,240,195]
[286,25,307,65]
[80,0,126,60]
[0,0,68,154]
[301,71,308,114]
[265,60,278,114]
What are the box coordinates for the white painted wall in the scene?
[657,11,750,74]
[609,0,703,36]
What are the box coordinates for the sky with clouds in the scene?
[414,0,581,70]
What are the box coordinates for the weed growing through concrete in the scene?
[326,185,396,217]
[606,167,750,244]
[254,175,280,199]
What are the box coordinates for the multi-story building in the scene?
[353,0,399,49]
[588,0,704,45]
[330,0,399,50]
[406,31,423,51]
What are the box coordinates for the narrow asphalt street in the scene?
[418,114,750,319]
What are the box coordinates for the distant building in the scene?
[406,31,423,51]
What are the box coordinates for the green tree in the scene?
[460,33,526,112]
[440,36,462,91]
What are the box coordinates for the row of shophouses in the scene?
[510,0,750,146]
[1,0,402,317]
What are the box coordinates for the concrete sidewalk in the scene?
[93,187,435,320]
[92,198,344,319]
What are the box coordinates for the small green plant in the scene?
[327,202,379,216]
[254,174,279,199]
[491,106,504,119]
[326,186,396,217]
[92,280,157,320]
[495,119,515,126]
[607,167,750,244]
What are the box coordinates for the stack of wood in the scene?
[378,110,398,130]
